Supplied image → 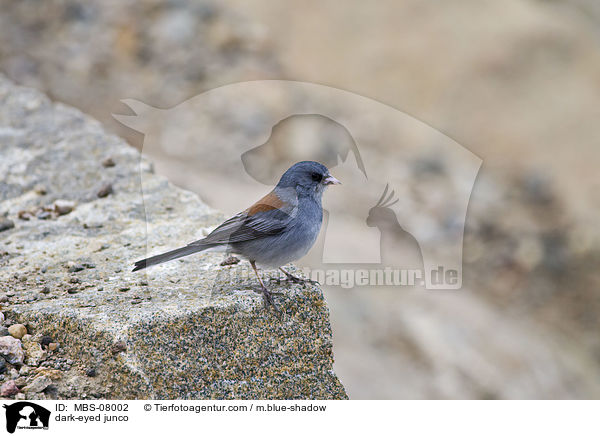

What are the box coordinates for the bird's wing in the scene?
[190,190,297,246]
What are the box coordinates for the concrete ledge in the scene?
[0,75,347,399]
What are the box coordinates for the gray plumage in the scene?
[132,161,341,315]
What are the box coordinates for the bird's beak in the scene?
[323,174,342,185]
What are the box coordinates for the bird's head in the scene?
[276,161,341,196]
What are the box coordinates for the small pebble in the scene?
[17,210,33,221]
[54,200,75,216]
[0,380,19,397]
[67,288,78,294]
[22,375,51,393]
[40,336,53,349]
[0,336,24,366]
[111,342,126,354]
[0,219,14,232]
[14,377,27,388]
[36,210,51,220]
[8,324,27,340]
[86,368,97,377]
[220,256,241,266]
[68,264,84,273]
[102,157,115,167]
[118,287,130,292]
[97,183,113,198]
[84,220,104,229]
[34,185,47,195]
[40,286,50,294]
[48,343,58,352]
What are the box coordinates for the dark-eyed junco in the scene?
[133,161,341,315]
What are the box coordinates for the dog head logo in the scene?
[3,402,50,433]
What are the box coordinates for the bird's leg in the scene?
[250,261,282,318]
[279,267,319,285]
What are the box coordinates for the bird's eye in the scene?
[311,172,323,182]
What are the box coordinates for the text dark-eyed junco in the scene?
[133,161,341,314]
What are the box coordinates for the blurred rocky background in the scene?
[1,0,599,398]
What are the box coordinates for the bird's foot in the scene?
[260,287,283,320]
[278,268,319,285]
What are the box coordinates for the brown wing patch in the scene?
[246,190,286,216]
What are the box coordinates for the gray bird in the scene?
[133,161,341,315]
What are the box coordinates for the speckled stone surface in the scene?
[0,75,347,399]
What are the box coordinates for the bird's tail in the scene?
[132,243,210,272]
